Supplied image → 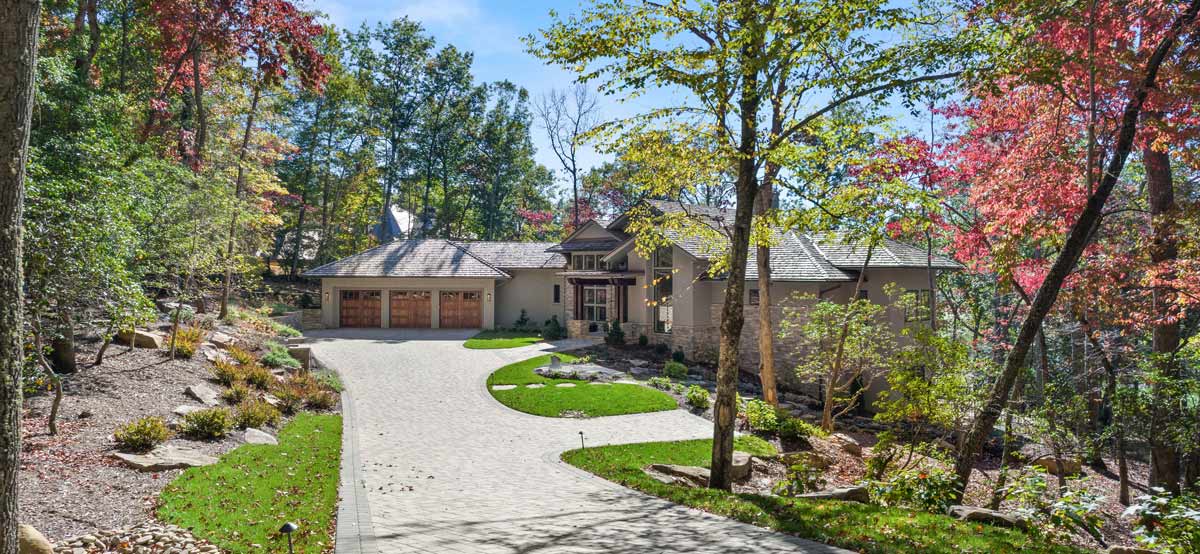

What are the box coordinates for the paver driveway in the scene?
[308,329,848,554]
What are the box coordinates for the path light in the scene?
[579,431,585,450]
[280,522,299,554]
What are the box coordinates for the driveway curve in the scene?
[308,328,848,554]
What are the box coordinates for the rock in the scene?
[262,393,281,407]
[731,451,752,481]
[285,336,305,346]
[173,405,202,417]
[288,346,311,370]
[77,409,93,420]
[947,505,1028,529]
[243,428,277,445]
[782,451,832,470]
[491,384,517,391]
[830,433,862,456]
[114,329,163,349]
[185,383,221,407]
[526,383,545,389]
[200,345,229,363]
[113,444,217,471]
[1017,444,1082,476]
[208,331,234,349]
[1104,547,1158,554]
[627,358,649,367]
[645,464,710,487]
[797,486,870,503]
[19,524,54,554]
[549,355,562,368]
[555,383,576,388]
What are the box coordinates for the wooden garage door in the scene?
[339,290,381,328]
[439,291,482,328]
[390,291,432,328]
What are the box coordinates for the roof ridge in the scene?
[447,240,512,279]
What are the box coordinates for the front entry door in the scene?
[439,291,482,328]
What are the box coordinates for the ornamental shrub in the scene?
[743,399,779,432]
[638,334,649,347]
[604,320,625,346]
[1127,489,1200,553]
[672,349,686,363]
[167,326,204,359]
[869,465,960,514]
[305,390,338,410]
[211,359,245,387]
[114,416,170,452]
[662,360,687,379]
[653,342,669,355]
[244,363,275,390]
[779,417,824,440]
[647,376,672,390]
[227,346,257,365]
[181,408,234,440]
[542,315,566,340]
[772,458,827,497]
[221,382,250,404]
[261,342,301,369]
[685,385,711,409]
[235,399,281,429]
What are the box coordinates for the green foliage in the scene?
[270,320,302,338]
[1001,469,1105,544]
[274,385,306,415]
[1127,489,1200,553]
[488,355,675,417]
[181,408,234,440]
[159,415,342,554]
[744,398,780,432]
[114,417,171,452]
[486,353,581,386]
[772,458,827,497]
[542,315,566,341]
[647,376,673,390]
[653,342,669,356]
[779,417,824,440]
[227,346,257,366]
[305,390,339,410]
[211,359,246,387]
[605,320,626,346]
[515,309,532,329]
[261,341,301,369]
[244,363,275,391]
[869,466,960,514]
[268,302,295,316]
[638,334,648,347]
[235,399,282,429]
[222,382,250,404]
[671,349,686,363]
[313,369,344,393]
[685,385,711,409]
[662,360,687,379]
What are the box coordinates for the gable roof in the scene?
[452,241,564,269]
[303,239,510,279]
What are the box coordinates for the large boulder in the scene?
[243,428,277,445]
[113,444,217,472]
[947,505,1028,530]
[288,346,311,370]
[185,383,221,407]
[644,464,710,488]
[797,486,870,503]
[208,331,234,349]
[829,433,862,456]
[1017,444,1082,476]
[19,525,54,554]
[114,329,163,349]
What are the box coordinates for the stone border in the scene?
[326,358,379,554]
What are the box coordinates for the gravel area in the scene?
[19,342,242,541]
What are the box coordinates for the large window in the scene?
[582,286,608,322]
[653,246,673,333]
[571,253,607,271]
[904,289,933,322]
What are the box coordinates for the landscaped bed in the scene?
[158,413,342,554]
[487,354,678,417]
[563,438,1086,554]
[464,330,545,349]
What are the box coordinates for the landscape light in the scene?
[279,522,299,554]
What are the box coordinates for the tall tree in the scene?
[0,1,41,551]
[534,84,598,226]
[531,0,975,489]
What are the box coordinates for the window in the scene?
[583,286,608,322]
[653,246,673,333]
[905,289,933,322]
[857,289,869,300]
[748,289,760,305]
[571,253,606,271]
[552,284,561,304]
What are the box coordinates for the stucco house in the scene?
[304,200,960,396]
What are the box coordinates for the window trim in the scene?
[582,285,608,322]
[552,284,561,304]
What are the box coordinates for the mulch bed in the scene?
[20,342,242,541]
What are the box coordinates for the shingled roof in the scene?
[304,239,510,279]
[452,241,564,269]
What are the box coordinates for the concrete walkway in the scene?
[308,328,848,554]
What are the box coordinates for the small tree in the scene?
[784,294,895,432]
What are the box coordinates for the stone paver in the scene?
[308,328,848,554]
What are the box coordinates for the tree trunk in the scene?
[49,311,77,374]
[821,246,874,433]
[188,0,206,164]
[950,2,1198,501]
[0,2,40,551]
[709,0,761,491]
[1145,137,1181,494]
[218,82,263,319]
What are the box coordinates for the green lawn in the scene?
[158,414,342,554]
[562,439,1086,554]
[465,330,545,349]
[488,354,678,417]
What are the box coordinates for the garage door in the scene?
[390,290,432,328]
[340,290,381,328]
[439,291,482,328]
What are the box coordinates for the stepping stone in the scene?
[555,383,576,388]
[615,379,639,385]
[243,428,278,445]
[491,384,517,391]
[113,445,217,472]
[185,383,221,407]
[588,382,611,385]
[525,384,545,389]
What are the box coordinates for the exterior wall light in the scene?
[486,292,492,303]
